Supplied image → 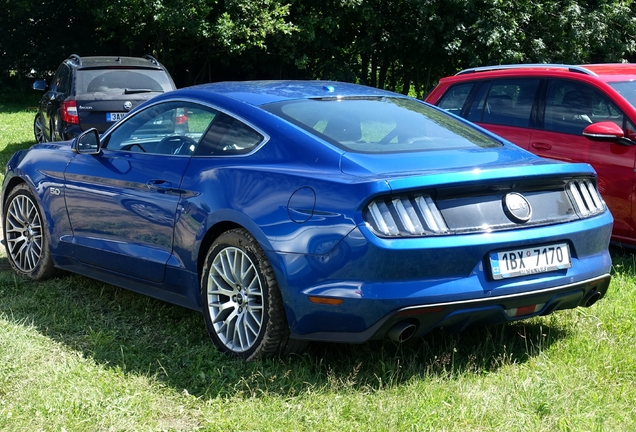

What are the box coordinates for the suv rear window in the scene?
[75,69,173,95]
[262,97,501,153]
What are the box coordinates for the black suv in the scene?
[32,54,176,143]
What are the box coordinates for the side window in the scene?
[52,64,71,94]
[626,119,636,141]
[104,102,217,155]
[466,82,490,122]
[437,83,476,116]
[195,112,264,156]
[481,79,540,127]
[544,80,625,135]
[590,90,624,124]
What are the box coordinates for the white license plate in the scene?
[107,112,126,122]
[489,243,571,280]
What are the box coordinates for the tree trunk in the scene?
[401,65,410,95]
[414,66,421,99]
[378,56,388,89]
[360,52,369,85]
[371,54,378,87]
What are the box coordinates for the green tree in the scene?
[3,0,636,93]
[0,0,105,86]
[458,0,636,66]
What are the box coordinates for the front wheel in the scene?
[201,228,307,360]
[3,184,57,279]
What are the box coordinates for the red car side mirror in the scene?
[582,121,625,140]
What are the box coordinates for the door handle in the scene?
[146,180,173,191]
[531,142,552,150]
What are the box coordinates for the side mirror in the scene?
[32,80,48,91]
[583,121,632,146]
[583,121,625,140]
[72,129,101,154]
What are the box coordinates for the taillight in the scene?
[568,179,605,217]
[176,108,188,124]
[363,194,449,237]
[61,100,79,124]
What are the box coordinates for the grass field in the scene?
[0,102,635,431]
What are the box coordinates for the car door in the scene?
[530,79,636,239]
[436,79,540,150]
[39,64,71,141]
[468,78,541,150]
[63,101,217,282]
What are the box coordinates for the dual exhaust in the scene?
[387,289,603,343]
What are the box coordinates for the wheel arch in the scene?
[194,207,280,279]
[2,177,28,208]
[196,220,243,280]
[195,219,294,317]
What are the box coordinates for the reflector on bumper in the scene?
[505,303,545,318]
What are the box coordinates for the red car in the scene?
[426,64,636,247]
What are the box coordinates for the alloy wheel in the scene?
[5,193,44,273]
[206,246,264,352]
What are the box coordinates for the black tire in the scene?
[201,228,308,360]
[33,114,46,143]
[3,183,57,280]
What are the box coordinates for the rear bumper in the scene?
[292,273,611,343]
[277,211,612,338]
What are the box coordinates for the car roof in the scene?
[68,55,164,70]
[581,63,636,82]
[448,63,636,84]
[181,80,403,106]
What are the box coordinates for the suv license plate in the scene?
[107,112,126,122]
[489,243,571,280]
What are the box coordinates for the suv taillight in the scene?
[61,100,79,124]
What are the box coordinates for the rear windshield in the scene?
[262,97,501,153]
[608,81,636,109]
[75,69,174,96]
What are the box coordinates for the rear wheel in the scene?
[3,184,56,279]
[201,228,307,360]
[33,114,46,143]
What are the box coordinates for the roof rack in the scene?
[143,54,159,66]
[67,54,82,66]
[456,64,597,77]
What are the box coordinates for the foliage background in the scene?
[2,0,636,98]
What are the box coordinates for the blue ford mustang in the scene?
[2,81,612,359]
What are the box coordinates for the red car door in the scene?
[531,79,636,240]
[462,78,541,150]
